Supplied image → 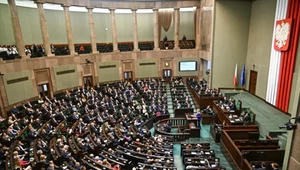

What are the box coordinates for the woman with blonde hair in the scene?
[102,159,111,167]
[14,156,30,169]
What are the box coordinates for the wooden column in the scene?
[7,0,27,59]
[174,8,180,50]
[62,5,76,55]
[87,7,98,54]
[110,8,119,52]
[36,2,54,57]
[132,9,139,51]
[153,8,160,51]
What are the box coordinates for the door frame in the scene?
[83,75,93,87]
[163,69,172,82]
[249,70,257,95]
[34,68,53,98]
[38,83,50,98]
[123,71,133,82]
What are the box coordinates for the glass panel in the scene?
[38,85,43,92]
[124,72,128,79]
[43,84,48,91]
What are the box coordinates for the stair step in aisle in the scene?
[184,85,197,111]
[166,84,174,118]
[166,83,184,169]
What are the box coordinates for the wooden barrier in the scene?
[221,127,284,170]
[155,118,190,142]
[221,130,244,169]
[174,108,194,118]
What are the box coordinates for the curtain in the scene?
[158,9,173,40]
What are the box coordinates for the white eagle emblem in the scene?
[275,21,290,49]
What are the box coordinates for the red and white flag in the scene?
[233,64,238,86]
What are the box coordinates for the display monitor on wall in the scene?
[179,61,197,71]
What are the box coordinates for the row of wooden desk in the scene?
[212,101,243,126]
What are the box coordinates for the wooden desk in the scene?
[210,123,221,143]
[188,122,201,138]
[185,113,198,126]
[220,128,284,170]
[212,101,243,125]
[174,108,194,118]
[187,82,223,109]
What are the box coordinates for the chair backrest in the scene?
[236,100,242,111]
[246,108,256,124]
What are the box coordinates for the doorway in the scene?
[163,69,172,82]
[124,71,133,81]
[83,76,93,87]
[249,70,257,95]
[38,84,50,97]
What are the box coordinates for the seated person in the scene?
[271,163,279,170]
[203,105,214,115]
[186,144,192,151]
[223,97,229,105]
[241,111,251,123]
[163,121,171,133]
[229,100,236,110]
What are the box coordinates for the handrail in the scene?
[155,118,190,142]
[221,130,243,169]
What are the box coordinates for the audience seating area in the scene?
[0,40,196,60]
[0,76,285,170]
[159,40,195,50]
[0,78,181,170]
[181,143,225,170]
[171,78,193,110]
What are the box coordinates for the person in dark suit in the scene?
[163,121,171,133]
[60,148,71,161]
[242,111,251,123]
[229,100,236,110]
[223,97,229,105]
[55,111,66,121]
[10,106,19,117]
[71,112,79,122]
[90,122,99,134]
[0,146,8,168]
[13,122,21,131]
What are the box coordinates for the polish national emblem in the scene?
[274,18,292,51]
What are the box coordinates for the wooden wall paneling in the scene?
[34,68,53,98]
[122,60,134,81]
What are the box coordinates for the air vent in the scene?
[7,77,29,84]
[99,65,116,69]
[56,70,75,75]
[139,62,156,66]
